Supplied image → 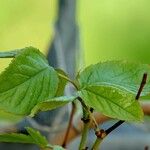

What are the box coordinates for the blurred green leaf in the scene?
[0,133,34,144]
[0,127,48,148]
[0,127,65,149]
[26,127,48,148]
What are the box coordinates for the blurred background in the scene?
[0,0,150,149]
[1,0,150,71]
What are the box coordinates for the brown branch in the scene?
[62,102,76,148]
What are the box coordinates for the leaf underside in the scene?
[30,96,76,117]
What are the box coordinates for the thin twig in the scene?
[62,102,76,148]
[49,104,150,146]
[105,120,124,135]
[136,73,147,100]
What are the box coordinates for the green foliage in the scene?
[25,127,48,148]
[30,96,77,117]
[0,127,47,147]
[0,47,150,148]
[0,47,59,116]
[77,61,150,121]
[0,133,34,144]
[79,85,143,121]
[78,61,150,95]
[0,109,22,123]
[0,127,64,149]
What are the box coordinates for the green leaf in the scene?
[55,69,68,96]
[0,127,48,148]
[78,61,150,96]
[140,95,150,101]
[0,133,34,144]
[30,96,77,117]
[0,109,22,123]
[0,127,64,149]
[79,85,144,121]
[26,127,48,148]
[0,47,59,116]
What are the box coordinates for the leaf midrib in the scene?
[84,86,138,119]
[0,66,50,94]
[81,82,138,95]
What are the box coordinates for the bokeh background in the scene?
[0,0,150,71]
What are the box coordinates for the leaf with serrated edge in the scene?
[0,47,58,116]
[30,96,76,117]
[78,61,150,96]
[79,85,144,121]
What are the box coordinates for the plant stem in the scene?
[79,117,90,150]
[77,97,100,149]
[91,138,102,150]
[78,97,91,150]
[105,120,124,135]
[58,73,79,90]
[62,102,76,148]
[135,73,147,100]
[0,50,18,58]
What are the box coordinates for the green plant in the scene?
[0,47,149,150]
